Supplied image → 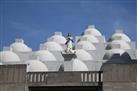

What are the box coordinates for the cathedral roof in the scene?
[72,58,88,71]
[25,60,48,72]
[84,25,102,36]
[77,41,96,50]
[75,49,93,61]
[110,30,131,42]
[44,41,63,51]
[0,50,21,62]
[35,50,56,61]
[10,39,32,52]
[48,32,66,44]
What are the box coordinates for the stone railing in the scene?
[27,71,103,86]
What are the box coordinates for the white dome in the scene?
[72,59,88,71]
[111,32,131,42]
[10,39,31,52]
[0,51,21,62]
[0,62,3,65]
[25,60,48,72]
[80,35,99,43]
[44,41,63,51]
[104,49,125,60]
[35,50,56,61]
[84,25,102,36]
[107,40,131,50]
[49,35,66,44]
[77,41,96,50]
[76,49,93,61]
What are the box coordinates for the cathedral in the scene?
[0,25,137,91]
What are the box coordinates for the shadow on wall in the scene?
[103,52,137,64]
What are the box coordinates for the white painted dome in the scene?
[44,41,63,51]
[111,31,131,42]
[84,25,102,36]
[72,59,88,71]
[76,49,93,61]
[107,40,131,50]
[77,41,96,50]
[35,50,56,61]
[80,35,99,43]
[49,34,66,44]
[25,60,48,72]
[103,49,125,60]
[10,39,31,52]
[0,62,3,65]
[0,51,21,62]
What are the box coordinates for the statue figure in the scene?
[65,33,76,54]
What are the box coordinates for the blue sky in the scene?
[0,0,137,51]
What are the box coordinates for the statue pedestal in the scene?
[61,51,76,61]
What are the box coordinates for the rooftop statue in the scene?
[65,33,76,54]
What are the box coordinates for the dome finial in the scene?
[115,29,123,33]
[15,38,24,43]
[54,32,62,36]
[88,25,95,29]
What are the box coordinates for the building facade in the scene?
[0,25,137,91]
